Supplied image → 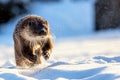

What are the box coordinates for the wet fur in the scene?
[13,15,53,68]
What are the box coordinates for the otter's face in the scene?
[28,21,49,37]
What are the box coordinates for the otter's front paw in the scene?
[42,52,50,60]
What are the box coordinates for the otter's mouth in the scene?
[38,31,47,36]
[33,31,47,37]
[33,32,47,38]
[41,36,45,38]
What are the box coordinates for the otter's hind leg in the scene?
[14,35,25,67]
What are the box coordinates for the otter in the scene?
[13,15,53,68]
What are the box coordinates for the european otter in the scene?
[13,15,53,68]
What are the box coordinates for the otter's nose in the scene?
[39,28,46,35]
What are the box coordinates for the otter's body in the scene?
[13,15,53,68]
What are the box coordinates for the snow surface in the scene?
[0,30,120,80]
[0,0,120,80]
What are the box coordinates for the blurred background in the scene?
[0,0,93,45]
[0,0,120,67]
[0,0,120,46]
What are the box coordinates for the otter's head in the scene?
[28,19,49,36]
[20,15,50,40]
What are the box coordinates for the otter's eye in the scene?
[28,22,32,26]
[28,21,36,27]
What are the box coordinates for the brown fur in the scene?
[13,15,53,68]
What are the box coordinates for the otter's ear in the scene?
[44,20,49,25]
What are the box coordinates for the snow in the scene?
[0,32,120,80]
[0,0,120,80]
